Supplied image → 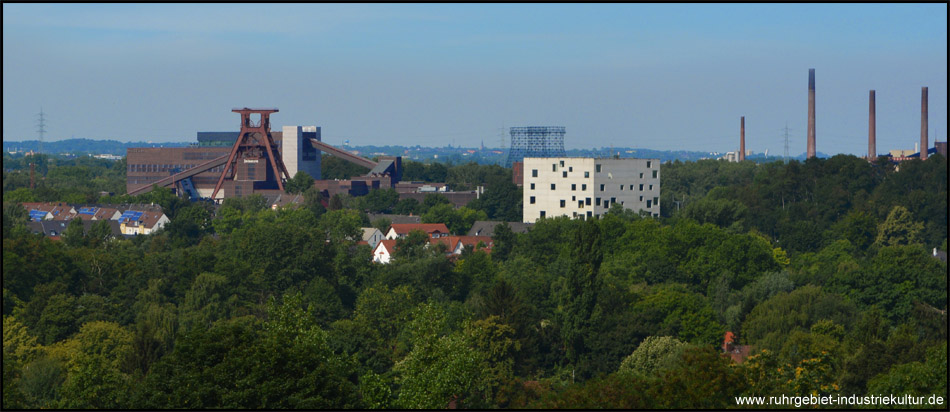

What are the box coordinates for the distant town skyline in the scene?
[3,3,947,156]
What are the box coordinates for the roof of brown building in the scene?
[389,223,450,235]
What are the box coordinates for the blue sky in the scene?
[3,3,947,155]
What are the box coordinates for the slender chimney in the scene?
[807,68,816,159]
[739,116,746,161]
[868,90,876,160]
[920,86,928,160]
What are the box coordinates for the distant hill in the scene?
[3,138,191,155]
[3,138,818,163]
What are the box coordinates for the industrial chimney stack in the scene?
[868,90,876,160]
[739,116,746,161]
[920,87,928,160]
[807,68,816,159]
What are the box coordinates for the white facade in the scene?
[522,157,660,223]
[361,227,385,249]
[281,125,322,180]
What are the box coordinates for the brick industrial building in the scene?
[126,108,402,201]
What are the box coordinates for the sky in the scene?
[3,3,947,156]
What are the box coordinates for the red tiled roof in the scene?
[375,239,399,255]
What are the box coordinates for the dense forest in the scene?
[2,152,947,408]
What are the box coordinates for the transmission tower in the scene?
[36,108,47,154]
[782,122,792,164]
[497,124,506,150]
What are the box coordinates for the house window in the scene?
[630,185,634,190]
[585,171,590,178]
[586,197,591,205]
[560,160,565,167]
[599,184,605,191]
[572,196,576,201]
[640,196,643,201]
[530,183,535,190]
[596,165,602,173]
[653,170,658,178]
[552,164,557,171]
[587,211,592,218]
[654,197,659,205]
[551,183,556,190]
[639,184,644,191]
[603,200,609,208]
[582,184,587,191]
[620,185,624,191]
[578,200,584,208]
[571,184,576,191]
[540,211,546,218]
[596,197,601,206]
[639,173,643,178]
[611,197,616,204]
[649,184,653,190]
[647,199,652,208]
[530,196,536,204]
[569,166,573,172]
[532,169,538,177]
[647,161,652,168]
[563,171,567,178]
[560,200,566,208]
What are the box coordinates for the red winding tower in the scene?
[211,108,291,199]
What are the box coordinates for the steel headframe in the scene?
[211,108,291,199]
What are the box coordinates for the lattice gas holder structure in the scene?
[505,126,567,167]
[211,108,292,199]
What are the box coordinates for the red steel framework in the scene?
[211,108,291,199]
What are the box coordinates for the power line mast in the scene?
[782,122,792,164]
[497,123,506,150]
[36,108,47,154]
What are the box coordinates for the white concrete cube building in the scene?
[522,157,660,223]
[282,125,322,180]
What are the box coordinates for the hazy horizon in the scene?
[3,4,947,155]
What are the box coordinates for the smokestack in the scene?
[868,90,876,160]
[920,87,928,160]
[739,116,746,161]
[807,68,816,159]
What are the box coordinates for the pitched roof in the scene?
[271,193,305,209]
[374,239,399,255]
[361,227,382,241]
[389,223,450,235]
[428,236,493,254]
[27,219,123,238]
[74,206,121,221]
[467,221,534,237]
[453,236,493,250]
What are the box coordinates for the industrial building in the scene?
[522,157,660,223]
[126,108,401,201]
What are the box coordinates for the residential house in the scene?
[73,206,122,221]
[271,193,305,210]
[372,239,399,264]
[372,235,493,264]
[27,219,123,240]
[21,202,77,221]
[467,221,533,237]
[385,223,451,240]
[361,227,385,249]
[117,205,169,235]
